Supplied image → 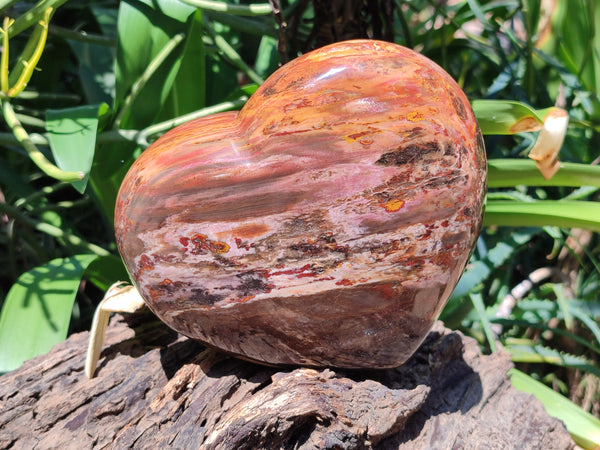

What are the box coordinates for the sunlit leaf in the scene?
[487,159,600,188]
[114,0,195,128]
[46,104,108,193]
[84,254,130,292]
[509,368,600,449]
[506,340,600,377]
[159,9,206,120]
[0,255,98,374]
[484,200,600,232]
[473,99,548,134]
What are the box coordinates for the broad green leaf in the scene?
[87,141,136,224]
[254,35,280,78]
[66,39,115,105]
[0,254,98,374]
[473,99,551,134]
[487,159,600,188]
[205,52,241,104]
[84,254,130,292]
[484,200,600,232]
[46,104,107,193]
[159,9,206,121]
[509,368,600,449]
[204,20,241,105]
[114,0,195,128]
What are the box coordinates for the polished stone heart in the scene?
[115,39,486,368]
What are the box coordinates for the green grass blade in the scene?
[488,159,600,188]
[0,254,98,374]
[469,292,497,352]
[509,368,600,449]
[484,200,600,232]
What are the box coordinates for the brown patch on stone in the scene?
[376,142,442,166]
[450,91,468,122]
[226,222,271,240]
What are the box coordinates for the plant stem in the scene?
[0,201,111,256]
[48,24,116,46]
[1,99,84,181]
[14,112,46,129]
[138,97,247,145]
[1,17,11,93]
[0,99,247,148]
[113,32,185,129]
[14,91,81,102]
[14,181,71,208]
[181,0,273,16]
[8,0,67,38]
[30,197,91,213]
[7,7,53,97]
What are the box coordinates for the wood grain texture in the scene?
[115,40,487,368]
[0,315,573,449]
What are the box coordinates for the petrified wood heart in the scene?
[115,39,486,368]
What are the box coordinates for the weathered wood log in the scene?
[0,313,574,449]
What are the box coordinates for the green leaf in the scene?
[509,368,600,449]
[66,40,115,105]
[505,340,600,378]
[254,35,280,78]
[114,0,195,128]
[87,141,136,224]
[84,254,129,292]
[159,9,206,120]
[469,292,497,352]
[45,104,108,193]
[484,200,600,232]
[0,254,98,374]
[549,0,600,117]
[487,159,600,188]
[473,99,552,135]
[7,0,68,38]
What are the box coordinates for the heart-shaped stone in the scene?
[115,39,486,368]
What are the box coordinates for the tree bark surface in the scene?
[0,313,574,449]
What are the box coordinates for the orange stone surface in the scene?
[115,39,487,368]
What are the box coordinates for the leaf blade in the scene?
[46,104,107,193]
[0,254,98,373]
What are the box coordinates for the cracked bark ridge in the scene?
[0,314,574,449]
